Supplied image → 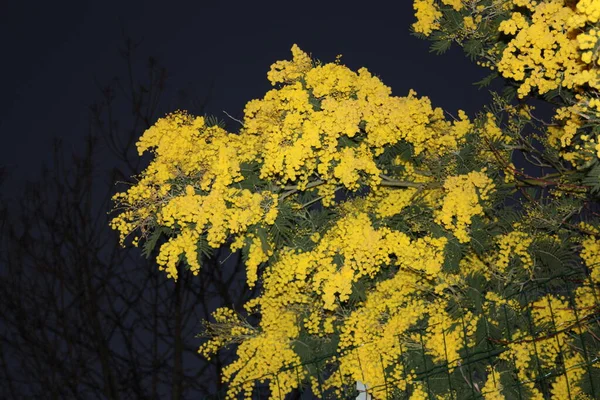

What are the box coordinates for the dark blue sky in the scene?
[1,0,490,189]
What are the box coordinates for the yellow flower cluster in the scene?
[198,307,252,356]
[532,294,578,333]
[108,46,485,396]
[220,326,302,400]
[202,207,454,397]
[550,353,589,399]
[264,212,447,314]
[435,170,495,243]
[411,0,600,166]
[243,45,472,201]
[441,0,464,10]
[366,187,418,218]
[495,0,600,165]
[333,266,437,390]
[135,112,255,190]
[581,235,600,283]
[325,237,490,394]
[463,15,478,32]
[490,245,600,400]
[423,303,478,368]
[413,0,442,36]
[266,44,313,84]
[410,383,430,400]
[244,235,271,288]
[499,298,595,400]
[199,308,302,399]
[481,367,504,400]
[154,186,277,279]
[497,1,586,99]
[494,230,533,274]
[482,112,507,143]
[112,45,476,282]
[111,112,280,279]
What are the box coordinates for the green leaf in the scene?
[377,140,414,166]
[338,135,361,148]
[237,161,263,191]
[293,332,340,368]
[473,71,499,89]
[430,39,452,55]
[309,95,322,111]
[196,236,214,259]
[542,88,561,103]
[443,237,464,274]
[256,226,271,254]
[348,278,370,305]
[582,162,600,193]
[203,114,226,129]
[269,203,297,248]
[502,84,517,102]
[464,39,483,61]
[142,226,172,259]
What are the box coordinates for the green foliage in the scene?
[582,161,600,194]
[473,71,499,89]
[429,34,453,55]
[204,114,226,129]
[196,235,214,259]
[377,141,414,168]
[463,38,484,61]
[142,225,173,258]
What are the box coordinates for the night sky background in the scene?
[0,1,499,398]
[1,0,492,189]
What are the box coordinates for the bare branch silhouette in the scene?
[0,38,251,400]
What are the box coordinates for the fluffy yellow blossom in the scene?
[463,16,477,31]
[482,367,505,400]
[243,46,471,195]
[153,187,278,279]
[577,0,600,24]
[413,0,442,36]
[245,236,270,288]
[424,303,479,368]
[440,0,600,166]
[440,0,464,11]
[410,383,430,400]
[494,230,533,273]
[367,187,418,218]
[111,110,278,280]
[435,171,495,243]
[497,1,583,98]
[410,0,600,164]
[550,353,588,399]
[267,44,312,85]
[581,235,600,283]
[482,112,506,143]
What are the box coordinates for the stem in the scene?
[280,179,324,201]
[279,176,438,203]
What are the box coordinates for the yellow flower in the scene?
[413,0,442,36]
[435,171,495,243]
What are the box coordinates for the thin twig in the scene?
[222,110,244,127]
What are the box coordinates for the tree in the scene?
[111,1,600,398]
[0,38,253,399]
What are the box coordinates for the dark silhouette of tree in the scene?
[0,37,252,399]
